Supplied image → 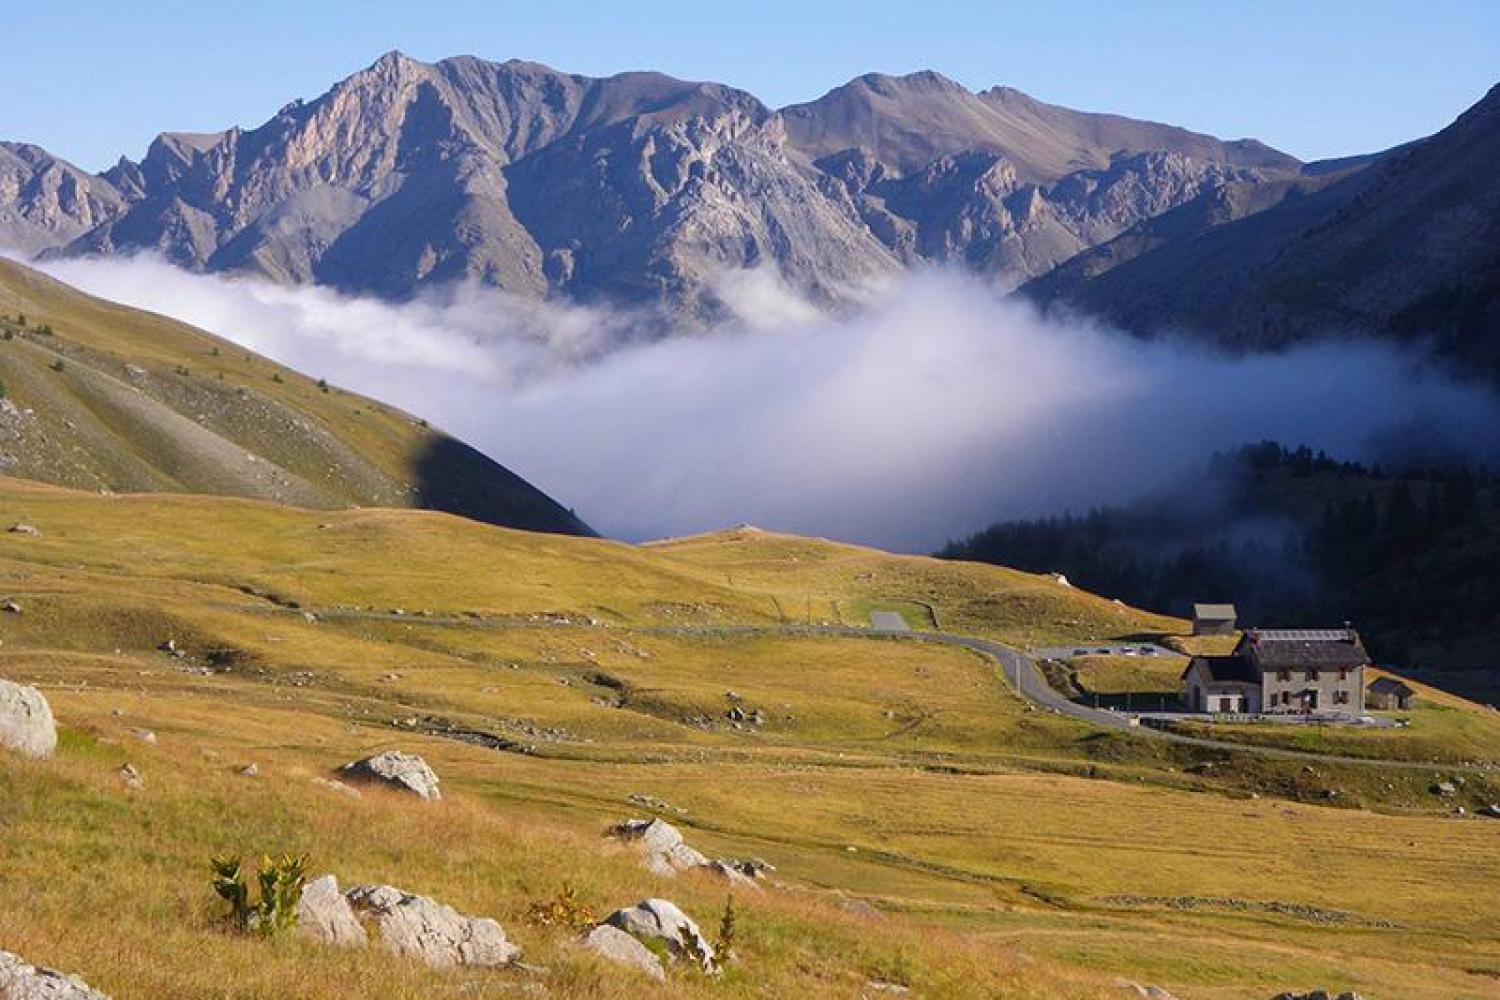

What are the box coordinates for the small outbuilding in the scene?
[1192,603,1238,636]
[1367,676,1416,711]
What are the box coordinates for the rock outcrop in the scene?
[608,818,708,876]
[580,924,666,981]
[602,898,716,972]
[0,679,58,759]
[345,883,518,968]
[296,875,368,949]
[338,751,440,800]
[0,949,110,999]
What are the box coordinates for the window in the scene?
[1278,669,1291,682]
[1218,697,1233,712]
[1307,669,1319,682]
[1339,668,1349,681]
[1335,690,1349,705]
[1281,692,1291,706]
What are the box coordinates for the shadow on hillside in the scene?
[413,435,594,537]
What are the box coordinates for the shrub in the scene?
[526,882,596,932]
[270,372,284,383]
[317,378,329,393]
[210,853,307,937]
[49,359,65,373]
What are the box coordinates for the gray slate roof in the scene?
[1187,655,1261,685]
[1368,676,1415,695]
[1237,629,1369,670]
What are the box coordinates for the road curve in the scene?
[265,608,1490,773]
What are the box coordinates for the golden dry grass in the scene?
[3,480,1500,998]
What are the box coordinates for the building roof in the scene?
[1186,655,1261,686]
[1368,676,1416,695]
[1237,629,1369,670]
[1193,603,1238,621]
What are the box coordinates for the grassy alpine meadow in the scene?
[4,479,1500,998]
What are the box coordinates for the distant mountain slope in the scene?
[4,52,1304,310]
[0,143,126,254]
[1027,84,1500,373]
[0,258,590,535]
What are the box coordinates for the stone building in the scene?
[1183,628,1369,717]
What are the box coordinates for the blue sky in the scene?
[8,0,1498,171]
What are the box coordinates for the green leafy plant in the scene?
[317,378,329,393]
[713,894,738,965]
[210,853,307,937]
[49,359,65,373]
[526,882,596,932]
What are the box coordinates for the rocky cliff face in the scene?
[9,52,1306,315]
[1025,84,1500,375]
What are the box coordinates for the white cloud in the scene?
[26,253,1500,550]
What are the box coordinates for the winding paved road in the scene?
[272,608,1492,773]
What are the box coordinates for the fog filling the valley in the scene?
[29,254,1500,551]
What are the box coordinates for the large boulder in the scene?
[0,679,57,759]
[0,950,109,999]
[338,751,440,800]
[602,898,715,972]
[608,818,708,876]
[296,874,367,948]
[580,924,666,981]
[345,884,518,968]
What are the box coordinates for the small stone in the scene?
[237,763,260,777]
[338,750,440,800]
[6,523,40,536]
[296,874,367,948]
[0,949,109,998]
[602,898,715,972]
[1,600,20,614]
[130,728,157,745]
[119,763,144,791]
[580,924,665,981]
[0,679,57,759]
[346,884,518,968]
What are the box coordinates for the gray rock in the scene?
[608,818,709,876]
[117,764,143,791]
[236,763,259,778]
[703,859,763,890]
[602,898,715,972]
[6,523,40,536]
[1432,781,1458,796]
[0,949,110,999]
[338,751,440,800]
[579,924,665,981]
[0,679,57,759]
[1118,984,1180,1000]
[296,874,367,949]
[345,884,518,968]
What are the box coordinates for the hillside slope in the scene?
[1027,83,1500,374]
[0,257,589,534]
[2,479,1499,999]
[5,52,1305,310]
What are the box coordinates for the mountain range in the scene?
[0,53,1316,309]
[1,51,1494,367]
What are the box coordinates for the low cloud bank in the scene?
[30,254,1500,551]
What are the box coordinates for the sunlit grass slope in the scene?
[0,257,586,533]
[3,480,1500,998]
